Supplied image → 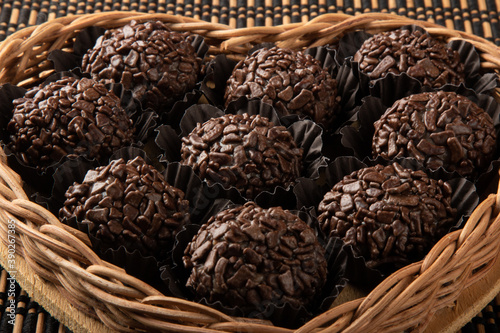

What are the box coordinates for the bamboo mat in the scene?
[0,0,499,45]
[0,0,500,332]
[0,268,70,333]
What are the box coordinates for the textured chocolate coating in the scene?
[317,162,456,269]
[60,156,190,257]
[353,28,465,87]
[82,20,202,110]
[180,113,303,199]
[224,46,340,128]
[7,77,134,171]
[372,91,496,177]
[183,202,327,309]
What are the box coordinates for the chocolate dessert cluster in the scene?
[224,46,340,128]
[372,91,496,177]
[60,157,190,257]
[7,77,134,171]
[180,113,303,199]
[82,20,202,110]
[354,28,465,87]
[183,202,328,309]
[317,162,457,269]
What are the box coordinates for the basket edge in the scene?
[0,238,112,333]
[0,11,500,333]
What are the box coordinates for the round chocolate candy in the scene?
[317,162,456,269]
[82,20,202,110]
[180,113,303,199]
[7,77,134,171]
[353,28,465,88]
[183,202,327,309]
[372,91,496,177]
[59,156,190,257]
[224,46,340,128]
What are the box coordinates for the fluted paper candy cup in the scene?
[336,25,499,103]
[294,156,478,286]
[170,200,347,328]
[201,44,360,132]
[155,98,327,202]
[48,22,209,126]
[47,147,215,286]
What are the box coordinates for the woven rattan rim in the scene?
[0,11,500,333]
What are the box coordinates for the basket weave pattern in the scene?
[0,11,500,333]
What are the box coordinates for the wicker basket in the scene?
[0,11,500,333]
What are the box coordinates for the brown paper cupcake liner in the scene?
[253,185,301,210]
[339,89,500,189]
[199,54,238,108]
[200,45,360,132]
[169,202,347,328]
[476,160,500,201]
[154,98,328,203]
[95,243,169,295]
[337,25,499,103]
[303,45,359,123]
[294,155,479,286]
[294,156,367,211]
[47,26,106,72]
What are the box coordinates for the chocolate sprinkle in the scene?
[82,20,202,111]
[183,202,327,309]
[60,156,190,257]
[354,28,465,88]
[224,46,340,128]
[180,113,303,199]
[7,76,134,171]
[372,91,496,177]
[317,162,457,269]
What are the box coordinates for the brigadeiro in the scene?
[82,20,202,111]
[372,90,497,177]
[317,162,457,270]
[183,201,328,310]
[6,76,134,172]
[354,28,465,88]
[180,112,303,199]
[59,156,190,258]
[224,46,340,128]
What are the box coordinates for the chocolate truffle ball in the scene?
[59,156,190,257]
[353,28,465,88]
[7,77,134,171]
[372,91,496,177]
[183,202,327,309]
[224,46,340,128]
[82,20,202,110]
[317,162,456,269]
[180,113,303,199]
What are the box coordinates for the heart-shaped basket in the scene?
[0,11,500,333]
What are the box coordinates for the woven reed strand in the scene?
[0,12,499,332]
